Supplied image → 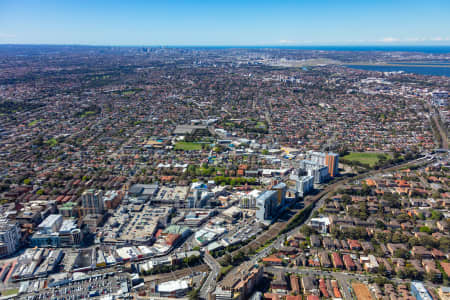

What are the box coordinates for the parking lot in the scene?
[19,272,129,300]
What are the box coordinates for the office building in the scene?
[239,190,261,209]
[188,182,211,208]
[255,186,288,223]
[81,189,105,216]
[255,190,277,222]
[271,182,287,208]
[255,182,287,222]
[0,217,21,257]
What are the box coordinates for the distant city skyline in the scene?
[1,0,450,46]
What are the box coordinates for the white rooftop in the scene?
[157,279,189,293]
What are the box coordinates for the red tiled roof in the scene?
[262,256,282,263]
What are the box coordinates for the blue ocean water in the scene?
[179,45,450,76]
[344,64,450,77]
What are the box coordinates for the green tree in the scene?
[419,226,432,234]
[376,220,386,230]
[300,225,316,236]
[188,288,200,300]
[222,253,232,266]
[430,210,443,220]
[394,248,410,259]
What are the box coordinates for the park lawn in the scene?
[343,152,391,167]
[174,142,203,151]
[28,120,38,126]
[256,121,267,128]
[82,111,97,117]
[45,138,58,147]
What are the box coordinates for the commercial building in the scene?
[432,90,448,106]
[31,214,82,248]
[215,286,234,300]
[11,248,63,280]
[153,186,189,208]
[222,206,242,222]
[239,190,261,209]
[102,205,173,245]
[81,189,105,216]
[128,183,159,202]
[0,217,21,257]
[58,201,79,218]
[72,248,96,271]
[103,190,123,209]
[194,226,225,246]
[37,214,63,234]
[181,210,214,226]
[173,124,210,136]
[156,279,190,297]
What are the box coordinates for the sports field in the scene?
[342,152,391,167]
[174,142,203,150]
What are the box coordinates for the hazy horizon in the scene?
[1,43,450,48]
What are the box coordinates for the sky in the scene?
[1,0,450,46]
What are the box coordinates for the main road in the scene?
[199,252,221,299]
